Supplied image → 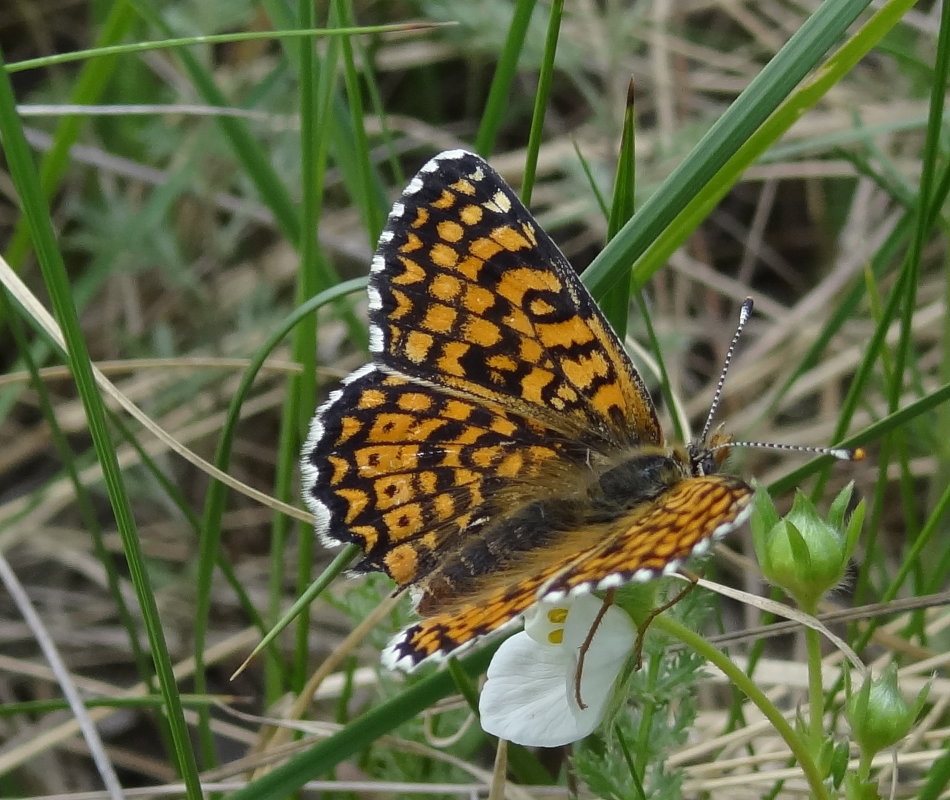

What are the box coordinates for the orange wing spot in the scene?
[471,446,502,469]
[490,225,530,253]
[368,412,443,442]
[519,367,556,404]
[487,416,518,437]
[460,204,483,225]
[327,455,349,484]
[421,303,457,335]
[436,341,471,377]
[561,357,597,390]
[496,451,524,478]
[463,284,495,313]
[428,243,456,269]
[396,392,435,413]
[496,267,562,306]
[590,382,625,417]
[555,384,579,403]
[337,487,371,525]
[384,543,421,585]
[383,503,424,537]
[469,236,503,261]
[354,444,406,474]
[530,297,557,316]
[453,468,480,487]
[702,491,731,518]
[456,256,484,282]
[536,316,596,348]
[404,330,435,363]
[463,318,502,347]
[487,353,518,372]
[437,220,464,242]
[417,471,438,494]
[374,476,414,509]
[526,446,558,466]
[410,206,429,228]
[442,399,475,421]
[504,308,534,337]
[561,351,611,389]
[430,272,462,302]
[412,417,452,440]
[451,178,476,196]
[357,389,387,409]
[350,525,378,552]
[432,492,456,521]
[335,416,363,445]
[432,189,456,209]
[453,423,486,446]
[389,288,414,320]
[398,232,424,254]
[518,337,543,364]
[368,413,406,442]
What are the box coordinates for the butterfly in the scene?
[301,150,753,670]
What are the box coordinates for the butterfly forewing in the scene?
[367,150,662,449]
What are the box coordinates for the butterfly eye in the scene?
[691,449,718,478]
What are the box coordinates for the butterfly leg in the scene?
[573,589,616,710]
[632,572,699,669]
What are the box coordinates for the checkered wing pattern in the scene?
[301,150,755,671]
[382,474,752,669]
[302,365,581,588]
[366,150,661,449]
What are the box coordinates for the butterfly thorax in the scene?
[585,437,728,521]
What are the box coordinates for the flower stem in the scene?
[653,614,830,800]
[804,621,826,750]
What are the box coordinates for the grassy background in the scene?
[1,1,948,797]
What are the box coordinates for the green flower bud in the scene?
[847,663,926,756]
[751,483,864,609]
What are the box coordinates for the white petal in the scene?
[523,600,569,645]
[479,632,602,747]
[563,596,637,720]
[564,595,637,664]
[479,596,638,747]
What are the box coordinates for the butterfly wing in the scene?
[383,473,753,669]
[302,150,752,672]
[301,365,588,587]
[367,149,661,450]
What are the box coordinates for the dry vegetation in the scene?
[0,1,948,798]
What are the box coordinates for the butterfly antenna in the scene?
[700,297,754,444]
[701,297,865,463]
[712,439,865,462]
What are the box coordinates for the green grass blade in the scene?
[0,47,202,799]
[581,0,879,301]
[521,0,562,206]
[130,0,302,244]
[601,78,637,339]
[474,0,538,157]
[3,0,135,271]
[225,647,495,800]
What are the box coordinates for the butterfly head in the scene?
[687,425,734,477]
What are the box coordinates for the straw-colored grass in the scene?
[1,1,947,798]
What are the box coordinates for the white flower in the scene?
[478,594,636,747]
